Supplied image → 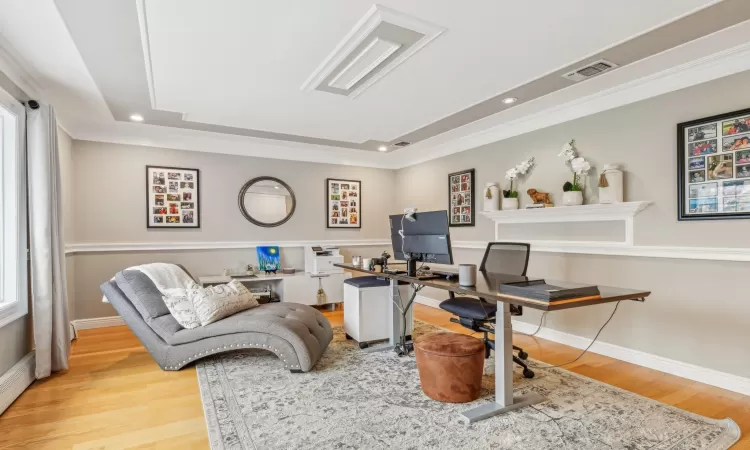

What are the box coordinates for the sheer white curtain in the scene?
[27,104,70,378]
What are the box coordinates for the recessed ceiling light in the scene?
[129,114,144,122]
[378,145,388,152]
[501,97,517,105]
[274,185,280,189]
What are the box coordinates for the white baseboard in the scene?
[0,352,35,415]
[71,316,125,332]
[414,295,444,309]
[512,319,750,396]
[414,299,750,396]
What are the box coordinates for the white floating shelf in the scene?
[479,201,652,246]
[478,201,651,224]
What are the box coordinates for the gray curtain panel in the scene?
[27,104,70,378]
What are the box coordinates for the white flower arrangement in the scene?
[503,157,535,198]
[558,140,590,191]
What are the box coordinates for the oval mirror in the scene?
[238,177,296,227]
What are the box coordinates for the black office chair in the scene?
[439,242,534,378]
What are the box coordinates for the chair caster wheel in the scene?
[359,342,369,349]
[523,369,535,379]
[518,351,528,360]
[345,334,353,340]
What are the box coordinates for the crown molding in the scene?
[69,120,398,169]
[64,36,750,170]
[0,34,42,100]
[391,38,750,168]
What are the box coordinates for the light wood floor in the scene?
[1,304,748,449]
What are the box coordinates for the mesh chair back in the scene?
[479,242,530,276]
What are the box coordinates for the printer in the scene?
[304,246,344,275]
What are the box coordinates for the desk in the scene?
[336,263,650,423]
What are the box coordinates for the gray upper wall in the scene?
[396,70,750,248]
[393,70,750,379]
[72,141,398,243]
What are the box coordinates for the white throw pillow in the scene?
[191,279,259,326]
[162,282,202,329]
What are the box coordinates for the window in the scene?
[0,86,27,328]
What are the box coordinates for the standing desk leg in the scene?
[364,278,409,353]
[459,303,544,423]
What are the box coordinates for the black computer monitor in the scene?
[389,210,453,275]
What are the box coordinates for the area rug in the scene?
[196,321,740,449]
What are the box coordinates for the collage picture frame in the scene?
[326,178,361,228]
[448,168,475,227]
[147,165,200,228]
[677,107,750,220]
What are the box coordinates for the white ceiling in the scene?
[143,0,717,143]
[1,0,750,168]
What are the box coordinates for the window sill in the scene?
[0,302,27,329]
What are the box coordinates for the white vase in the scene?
[562,191,583,206]
[502,197,519,210]
[599,164,623,204]
[483,183,500,211]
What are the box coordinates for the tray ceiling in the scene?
[1,0,749,166]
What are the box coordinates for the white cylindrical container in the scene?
[362,258,372,270]
[599,164,623,204]
[458,264,477,287]
[483,183,500,212]
[501,197,519,210]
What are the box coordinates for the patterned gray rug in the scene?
[196,321,740,449]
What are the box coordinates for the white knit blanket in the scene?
[102,263,195,302]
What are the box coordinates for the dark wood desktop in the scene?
[336,263,651,310]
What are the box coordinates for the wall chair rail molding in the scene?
[451,240,750,263]
[479,201,651,246]
[64,239,391,255]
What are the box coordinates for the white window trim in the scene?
[0,86,28,329]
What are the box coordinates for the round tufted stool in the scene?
[414,332,486,403]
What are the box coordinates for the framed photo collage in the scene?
[678,108,750,220]
[448,169,475,227]
[326,178,361,228]
[147,165,200,228]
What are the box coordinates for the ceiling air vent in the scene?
[394,141,411,147]
[562,59,618,82]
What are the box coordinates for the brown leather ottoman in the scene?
[414,332,485,403]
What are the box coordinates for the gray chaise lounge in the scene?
[100,267,333,372]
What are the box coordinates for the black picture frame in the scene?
[146,165,201,228]
[447,168,475,227]
[326,178,361,228]
[677,107,750,221]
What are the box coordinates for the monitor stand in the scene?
[406,258,418,277]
